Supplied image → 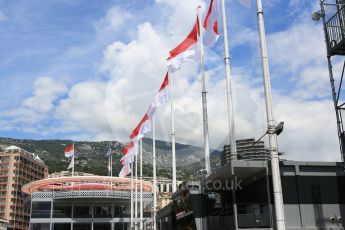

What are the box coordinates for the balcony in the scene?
[326,5,345,55]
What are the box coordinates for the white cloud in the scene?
[268,21,326,73]
[1,1,342,163]
[56,81,111,135]
[23,77,67,113]
[0,77,67,133]
[155,0,205,36]
[50,0,341,163]
[274,96,339,161]
[94,5,131,35]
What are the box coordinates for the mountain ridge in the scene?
[0,137,221,180]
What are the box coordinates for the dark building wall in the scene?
[279,162,345,229]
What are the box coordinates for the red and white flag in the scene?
[122,141,135,156]
[120,142,137,164]
[64,145,74,158]
[119,163,131,178]
[167,17,200,73]
[67,157,74,169]
[130,114,152,143]
[152,72,169,108]
[203,0,220,47]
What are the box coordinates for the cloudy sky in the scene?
[0,0,342,162]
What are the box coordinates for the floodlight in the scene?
[312,11,324,21]
[274,122,284,136]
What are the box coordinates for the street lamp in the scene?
[251,122,284,147]
[312,10,325,21]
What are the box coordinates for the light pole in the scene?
[256,0,286,229]
[251,122,284,148]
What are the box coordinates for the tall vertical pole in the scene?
[140,139,143,230]
[110,155,113,177]
[110,154,113,190]
[198,6,211,175]
[169,72,177,192]
[108,157,110,176]
[152,116,157,230]
[72,142,75,177]
[130,162,134,230]
[220,0,237,159]
[135,154,138,230]
[220,1,239,228]
[256,0,286,229]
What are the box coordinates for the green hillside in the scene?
[0,137,221,181]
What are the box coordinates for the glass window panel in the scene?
[31,202,51,218]
[114,223,128,230]
[73,223,91,230]
[94,204,112,218]
[32,223,50,230]
[114,206,126,218]
[94,223,111,230]
[53,223,71,230]
[53,205,72,218]
[74,205,91,218]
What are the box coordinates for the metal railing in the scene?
[326,5,345,49]
[32,190,153,200]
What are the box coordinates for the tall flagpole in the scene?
[108,157,110,176]
[256,0,286,229]
[110,155,113,177]
[169,72,177,192]
[220,0,237,159]
[197,6,211,175]
[72,142,75,177]
[130,162,134,230]
[220,1,239,229]
[140,139,143,230]
[152,116,157,230]
[110,154,113,190]
[135,154,138,230]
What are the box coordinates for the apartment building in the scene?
[0,145,48,230]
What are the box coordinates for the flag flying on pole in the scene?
[151,72,169,108]
[167,16,200,73]
[105,147,112,158]
[122,141,135,155]
[119,163,131,178]
[130,114,152,143]
[203,0,220,47]
[119,71,170,167]
[120,141,137,165]
[64,145,74,158]
[67,157,74,169]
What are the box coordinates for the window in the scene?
[53,205,72,218]
[53,223,71,230]
[31,202,51,218]
[31,223,50,230]
[114,206,126,218]
[94,204,112,218]
[114,223,128,230]
[94,223,111,230]
[73,223,91,230]
[74,205,91,218]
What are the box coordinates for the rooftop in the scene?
[3,145,45,164]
